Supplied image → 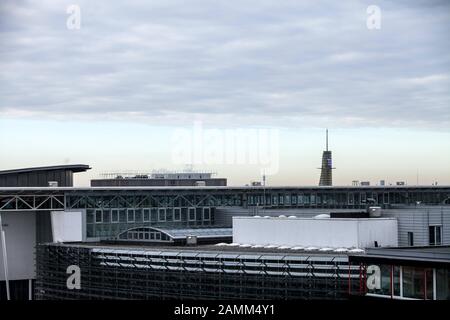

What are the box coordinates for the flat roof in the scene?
[0,164,91,175]
[349,246,450,266]
[47,241,356,258]
[1,185,449,192]
[234,216,396,221]
[158,227,232,239]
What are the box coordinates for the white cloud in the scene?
[0,0,449,129]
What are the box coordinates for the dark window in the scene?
[134,209,142,222]
[143,209,150,222]
[188,208,196,221]
[111,209,119,223]
[127,209,135,222]
[408,232,414,246]
[102,209,110,223]
[158,209,166,221]
[174,208,181,221]
[95,210,102,223]
[119,209,126,222]
[429,225,442,246]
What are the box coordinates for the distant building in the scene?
[361,181,370,186]
[2,164,450,300]
[0,164,90,187]
[319,130,334,186]
[91,170,227,187]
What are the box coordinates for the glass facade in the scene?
[86,206,215,239]
[436,268,450,300]
[402,267,433,299]
[356,263,448,300]
[64,188,450,213]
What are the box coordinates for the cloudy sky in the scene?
[0,0,449,186]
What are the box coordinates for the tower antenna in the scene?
[326,128,329,151]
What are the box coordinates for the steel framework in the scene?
[35,244,361,300]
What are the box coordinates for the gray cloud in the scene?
[0,0,449,128]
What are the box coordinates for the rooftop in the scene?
[0,164,91,175]
[50,241,362,257]
[1,185,450,192]
[350,246,450,265]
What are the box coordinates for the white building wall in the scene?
[356,219,398,248]
[0,212,36,281]
[51,210,85,242]
[233,217,397,249]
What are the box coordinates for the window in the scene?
[383,192,389,204]
[158,208,166,222]
[188,207,196,221]
[291,195,297,205]
[102,209,110,223]
[408,232,414,246]
[203,208,210,221]
[166,208,173,221]
[127,209,135,223]
[347,193,354,205]
[134,209,142,222]
[174,208,181,221]
[402,267,433,300]
[95,210,102,223]
[436,268,450,300]
[150,208,157,222]
[143,209,150,222]
[429,225,442,246]
[87,210,95,223]
[119,209,126,222]
[304,194,310,204]
[272,195,278,205]
[111,209,119,223]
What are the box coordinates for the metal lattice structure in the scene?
[35,243,361,300]
[0,193,65,211]
[2,185,450,214]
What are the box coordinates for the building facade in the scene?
[349,246,450,300]
[35,243,359,300]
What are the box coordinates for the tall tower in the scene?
[318,129,334,186]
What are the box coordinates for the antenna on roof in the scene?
[326,128,329,152]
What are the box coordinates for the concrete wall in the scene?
[356,219,398,248]
[0,212,36,281]
[233,216,397,248]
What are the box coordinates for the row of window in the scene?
[407,225,442,246]
[247,192,448,206]
[366,264,450,300]
[66,192,450,210]
[120,230,170,242]
[90,207,212,224]
[247,193,392,206]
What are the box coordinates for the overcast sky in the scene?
[0,0,449,185]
